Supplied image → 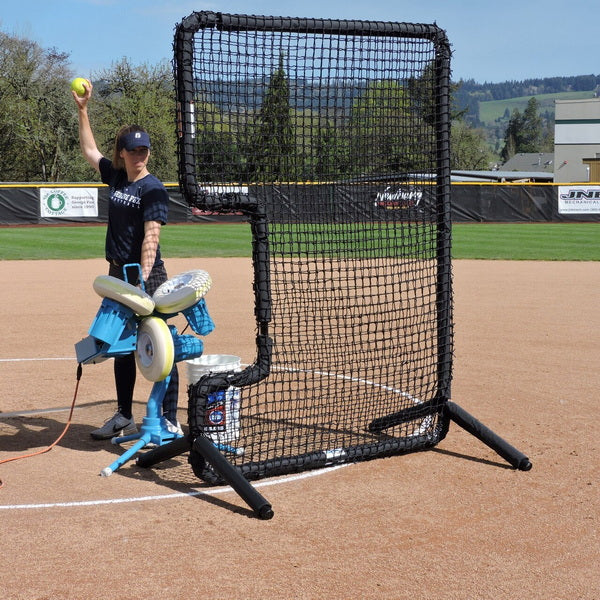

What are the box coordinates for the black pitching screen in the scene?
[175,12,453,482]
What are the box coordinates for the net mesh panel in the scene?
[176,13,453,481]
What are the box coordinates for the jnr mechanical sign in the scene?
[558,186,600,214]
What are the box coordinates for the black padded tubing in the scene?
[367,395,448,434]
[193,435,274,520]
[368,399,532,471]
[193,433,442,485]
[444,401,532,471]
[180,11,450,46]
[136,436,191,468]
[140,435,274,519]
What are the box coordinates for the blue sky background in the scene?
[1,0,597,84]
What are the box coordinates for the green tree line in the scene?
[0,30,176,182]
[1,29,549,183]
[457,74,600,103]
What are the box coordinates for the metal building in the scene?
[554,97,600,183]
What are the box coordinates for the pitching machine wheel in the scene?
[135,317,174,381]
[152,270,212,314]
[93,275,155,316]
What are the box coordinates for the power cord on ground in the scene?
[0,363,83,490]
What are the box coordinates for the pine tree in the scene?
[520,97,543,152]
[500,97,543,161]
[247,53,295,182]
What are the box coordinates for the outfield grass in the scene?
[451,223,599,261]
[0,222,597,261]
[0,223,253,260]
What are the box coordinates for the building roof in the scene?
[451,169,553,182]
[500,152,554,173]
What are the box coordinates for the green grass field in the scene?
[0,222,597,261]
[451,223,598,260]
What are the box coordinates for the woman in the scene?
[73,80,181,440]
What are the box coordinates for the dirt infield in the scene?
[1,258,598,600]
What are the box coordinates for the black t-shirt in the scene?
[99,157,168,267]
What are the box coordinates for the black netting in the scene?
[176,12,453,482]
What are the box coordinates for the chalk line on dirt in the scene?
[0,464,350,511]
[1,356,352,511]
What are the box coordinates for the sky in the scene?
[1,0,597,84]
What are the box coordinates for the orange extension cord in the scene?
[0,364,82,490]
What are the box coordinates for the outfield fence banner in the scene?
[0,184,243,225]
[558,185,600,215]
[1,183,600,225]
[40,187,98,218]
[449,184,600,222]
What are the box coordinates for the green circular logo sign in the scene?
[46,192,67,213]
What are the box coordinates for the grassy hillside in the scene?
[478,90,596,125]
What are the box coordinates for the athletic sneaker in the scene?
[91,412,137,440]
[162,417,184,436]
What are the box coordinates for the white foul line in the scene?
[0,464,350,511]
[0,357,74,362]
[1,357,360,512]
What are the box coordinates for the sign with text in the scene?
[40,188,98,218]
[558,186,600,214]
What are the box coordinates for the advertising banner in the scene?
[558,186,600,214]
[40,188,98,218]
[2,183,599,225]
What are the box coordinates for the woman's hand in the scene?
[72,79,92,110]
[73,79,103,171]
